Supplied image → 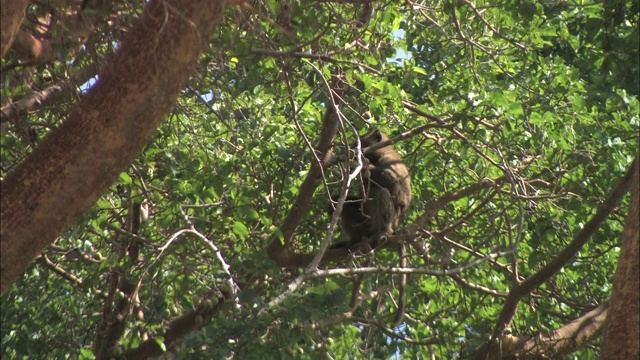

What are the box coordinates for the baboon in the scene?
[332,129,411,249]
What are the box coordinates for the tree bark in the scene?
[0,0,233,294]
[0,0,29,59]
[600,153,639,359]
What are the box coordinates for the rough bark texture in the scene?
[600,153,640,359]
[0,0,231,294]
[0,0,29,58]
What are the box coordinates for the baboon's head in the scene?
[360,129,388,148]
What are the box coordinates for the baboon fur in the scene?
[333,129,411,249]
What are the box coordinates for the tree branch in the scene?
[472,300,609,359]
[121,290,230,360]
[1,63,100,125]
[0,0,236,294]
[488,155,637,340]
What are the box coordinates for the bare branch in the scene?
[1,63,100,125]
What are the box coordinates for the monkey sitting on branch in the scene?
[331,129,411,250]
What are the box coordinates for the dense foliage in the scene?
[1,0,638,358]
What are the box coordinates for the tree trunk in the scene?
[0,0,231,294]
[600,153,640,359]
[0,0,29,58]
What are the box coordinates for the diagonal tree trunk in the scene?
[0,0,237,294]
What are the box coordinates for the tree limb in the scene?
[488,155,637,341]
[1,63,100,125]
[472,300,609,359]
[0,0,237,294]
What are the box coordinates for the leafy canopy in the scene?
[1,0,638,359]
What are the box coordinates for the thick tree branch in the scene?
[266,100,343,267]
[472,301,609,359]
[0,0,236,294]
[488,155,637,340]
[121,290,230,360]
[266,69,357,268]
[1,63,100,125]
[407,178,500,232]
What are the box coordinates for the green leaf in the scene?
[488,92,509,107]
[412,66,428,75]
[79,348,95,359]
[232,221,249,240]
[118,172,132,185]
[154,337,167,352]
[507,102,523,116]
[529,112,543,125]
